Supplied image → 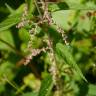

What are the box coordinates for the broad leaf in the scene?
[0,14,21,32]
[52,10,75,30]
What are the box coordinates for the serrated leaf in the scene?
[0,14,21,32]
[38,75,53,96]
[56,43,87,82]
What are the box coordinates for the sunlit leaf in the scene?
[0,14,21,32]
[52,10,75,30]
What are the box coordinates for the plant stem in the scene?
[0,38,24,57]
[2,74,24,94]
[34,0,42,19]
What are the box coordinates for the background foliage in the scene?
[0,0,96,96]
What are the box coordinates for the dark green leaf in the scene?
[56,43,87,82]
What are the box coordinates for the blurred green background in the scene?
[0,0,96,96]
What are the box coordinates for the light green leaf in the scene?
[22,92,38,96]
[0,14,21,32]
[0,30,15,51]
[0,61,14,80]
[19,28,30,42]
[15,4,25,14]
[26,0,35,14]
[88,84,96,96]
[5,3,15,14]
[56,43,87,82]
[65,0,96,9]
[38,75,53,96]
[52,10,75,30]
[77,14,91,32]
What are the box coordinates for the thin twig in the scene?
[2,74,24,94]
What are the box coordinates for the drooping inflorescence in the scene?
[16,1,70,95]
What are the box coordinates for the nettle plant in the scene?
[19,1,87,95]
[2,0,96,96]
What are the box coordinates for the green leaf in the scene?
[19,28,30,42]
[77,12,91,32]
[26,0,35,14]
[15,4,25,14]
[0,14,21,32]
[0,30,15,51]
[5,3,15,14]
[38,75,53,96]
[52,10,75,30]
[0,61,15,80]
[22,92,38,96]
[65,0,96,9]
[56,43,87,82]
[88,84,96,96]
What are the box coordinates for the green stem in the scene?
[0,38,24,57]
[34,0,42,19]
